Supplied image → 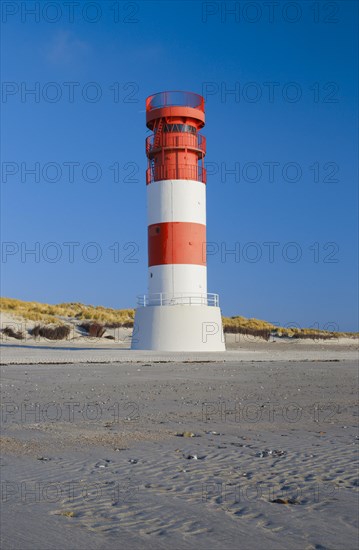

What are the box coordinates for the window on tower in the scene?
[162,124,196,134]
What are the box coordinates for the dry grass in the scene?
[79,322,106,338]
[223,325,272,340]
[1,297,357,340]
[2,326,24,340]
[0,297,135,325]
[222,315,358,339]
[30,325,71,340]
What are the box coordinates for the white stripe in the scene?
[147,179,206,226]
[148,264,207,296]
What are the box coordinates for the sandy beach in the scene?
[1,340,358,549]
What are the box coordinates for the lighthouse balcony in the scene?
[146,91,205,112]
[137,292,219,307]
[146,133,206,157]
[146,164,206,184]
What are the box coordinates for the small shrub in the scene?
[104,321,134,328]
[2,326,24,340]
[223,325,271,340]
[291,332,335,340]
[121,321,134,328]
[31,325,71,340]
[79,322,106,338]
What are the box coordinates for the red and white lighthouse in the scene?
[132,91,225,351]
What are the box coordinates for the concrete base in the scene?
[131,305,226,351]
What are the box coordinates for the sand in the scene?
[1,328,358,365]
[1,353,358,549]
[1,312,358,548]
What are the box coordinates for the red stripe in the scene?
[148,222,206,266]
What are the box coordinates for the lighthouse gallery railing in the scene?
[137,293,219,307]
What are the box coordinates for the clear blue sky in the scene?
[1,1,358,331]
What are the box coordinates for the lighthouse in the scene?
[131,91,225,351]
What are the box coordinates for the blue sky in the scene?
[1,1,358,330]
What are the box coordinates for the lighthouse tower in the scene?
[131,91,225,351]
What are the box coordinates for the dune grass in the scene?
[222,315,358,339]
[0,297,135,325]
[1,297,357,339]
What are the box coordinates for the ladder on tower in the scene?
[153,118,164,148]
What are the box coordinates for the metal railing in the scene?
[146,164,206,184]
[137,293,219,307]
[146,133,206,156]
[146,91,205,112]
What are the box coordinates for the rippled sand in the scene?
[1,360,358,549]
